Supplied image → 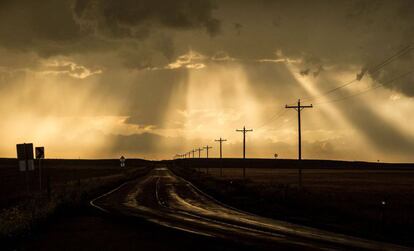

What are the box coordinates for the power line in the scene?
[302,79,357,102]
[314,69,414,105]
[368,45,413,74]
[267,112,295,131]
[255,109,288,130]
[301,45,414,102]
[314,85,381,105]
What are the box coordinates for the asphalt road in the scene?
[89,165,410,251]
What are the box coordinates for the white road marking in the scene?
[89,181,132,213]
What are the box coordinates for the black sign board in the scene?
[17,143,34,171]
[16,143,34,160]
[35,147,45,159]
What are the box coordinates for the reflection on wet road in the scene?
[92,166,409,250]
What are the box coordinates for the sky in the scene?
[1,0,414,161]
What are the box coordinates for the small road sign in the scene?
[36,147,45,159]
[16,143,34,171]
[120,156,126,168]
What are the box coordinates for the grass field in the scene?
[172,159,414,246]
[0,158,148,209]
[0,158,151,240]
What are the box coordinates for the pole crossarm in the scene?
[285,104,313,110]
[236,127,254,133]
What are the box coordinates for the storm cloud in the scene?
[1,0,414,161]
[73,0,221,38]
[0,0,220,57]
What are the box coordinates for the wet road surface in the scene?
[91,166,410,251]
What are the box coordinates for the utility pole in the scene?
[236,126,253,178]
[191,149,195,158]
[285,99,313,188]
[196,148,203,158]
[203,145,213,174]
[215,138,227,159]
[186,152,191,170]
[236,126,253,159]
[203,145,212,158]
[215,137,227,177]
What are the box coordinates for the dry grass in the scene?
[0,161,150,240]
[172,162,414,246]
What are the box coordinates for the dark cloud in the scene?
[153,34,176,61]
[108,132,190,158]
[233,23,242,35]
[0,0,220,58]
[367,48,414,96]
[0,0,81,54]
[109,132,162,154]
[214,0,414,96]
[73,0,221,38]
[299,69,310,76]
[2,0,414,161]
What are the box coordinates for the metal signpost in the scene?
[35,147,45,191]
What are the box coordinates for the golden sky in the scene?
[1,0,414,162]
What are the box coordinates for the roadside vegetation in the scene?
[0,159,151,244]
[171,159,414,247]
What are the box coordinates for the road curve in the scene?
[90,166,410,251]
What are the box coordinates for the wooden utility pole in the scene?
[285,99,313,188]
[285,99,313,160]
[215,138,227,159]
[196,148,203,158]
[215,138,227,177]
[203,145,212,174]
[236,126,253,159]
[203,145,212,158]
[236,126,253,178]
